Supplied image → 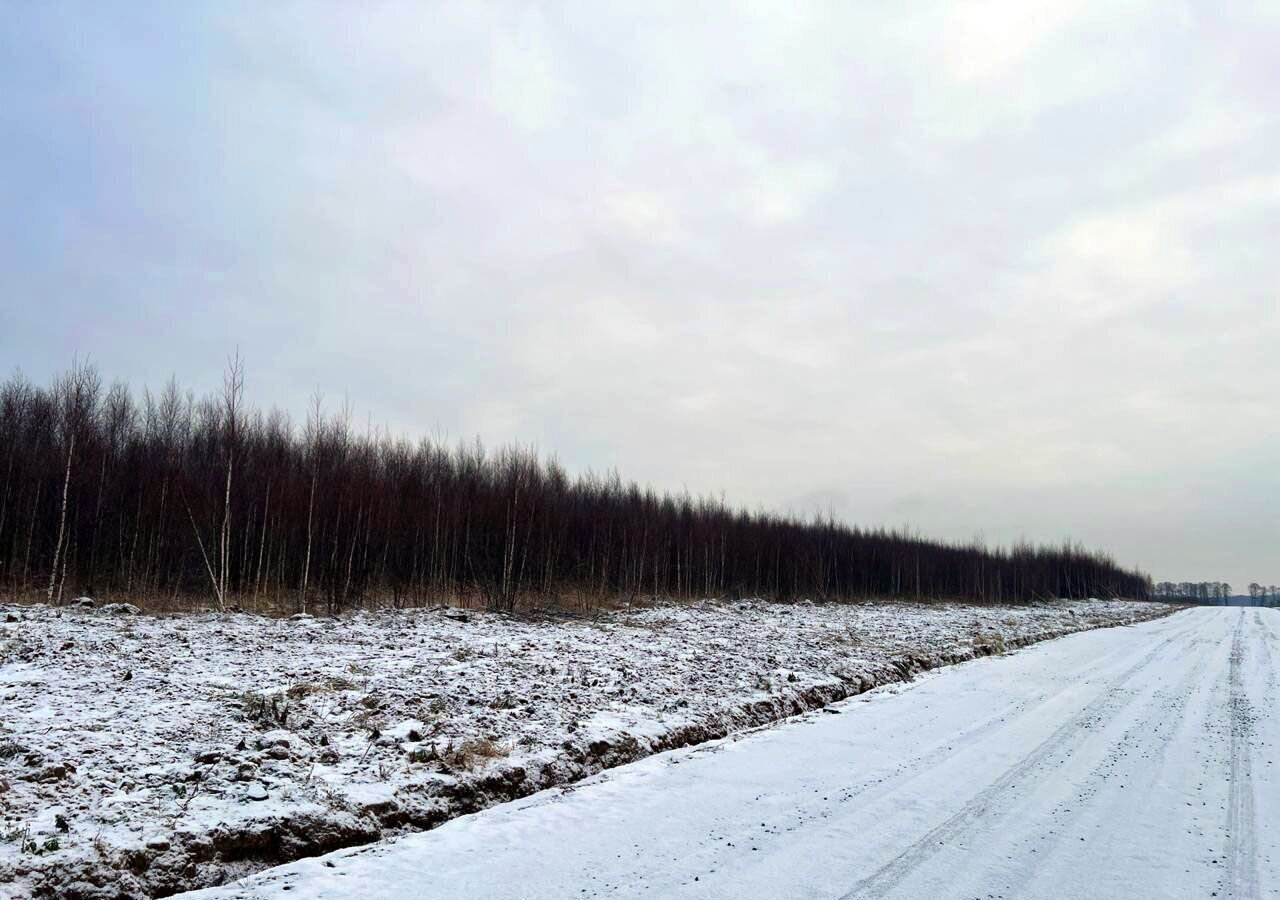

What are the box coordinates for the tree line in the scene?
[1152,581,1279,607]
[1152,582,1234,604]
[0,360,1153,614]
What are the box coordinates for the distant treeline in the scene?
[0,361,1152,613]
[1153,581,1279,607]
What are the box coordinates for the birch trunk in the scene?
[253,480,270,605]
[300,471,316,614]
[218,452,232,610]
[183,490,222,609]
[46,434,75,603]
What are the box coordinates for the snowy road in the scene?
[184,606,1277,900]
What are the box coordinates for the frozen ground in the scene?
[183,606,1276,900]
[0,597,1173,898]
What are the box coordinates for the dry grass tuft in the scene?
[441,737,506,770]
[973,632,1007,654]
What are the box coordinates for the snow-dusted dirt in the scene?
[181,606,1277,900]
[0,598,1174,899]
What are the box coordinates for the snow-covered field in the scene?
[0,597,1173,899]
[182,606,1277,900]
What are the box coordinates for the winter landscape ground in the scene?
[180,605,1276,900]
[0,597,1175,899]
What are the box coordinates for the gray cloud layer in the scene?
[2,2,1277,587]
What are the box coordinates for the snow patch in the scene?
[0,597,1174,898]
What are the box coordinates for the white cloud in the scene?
[1031,211,1192,321]
[484,9,572,133]
[597,190,684,243]
[942,0,1091,81]
[734,156,838,225]
[1155,101,1271,158]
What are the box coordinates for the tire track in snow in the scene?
[993,619,1216,899]
[1256,609,1278,641]
[1253,610,1277,691]
[811,615,1203,822]
[1225,610,1259,899]
[838,623,1195,900]
[637,617,1205,890]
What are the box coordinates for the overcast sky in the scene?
[2,2,1277,589]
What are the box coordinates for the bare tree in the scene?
[46,361,99,603]
[219,351,244,609]
[299,390,322,615]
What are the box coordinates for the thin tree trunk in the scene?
[300,471,316,614]
[343,507,359,608]
[0,451,15,569]
[88,452,108,595]
[126,489,143,592]
[182,489,222,609]
[253,480,271,605]
[22,483,41,593]
[218,452,232,610]
[47,434,75,603]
